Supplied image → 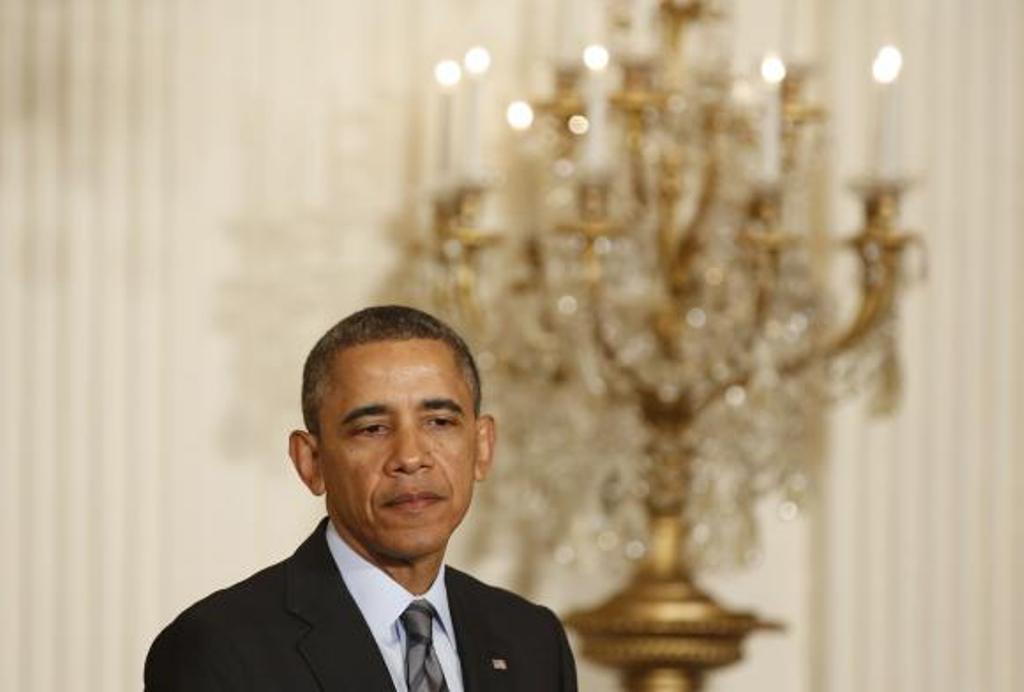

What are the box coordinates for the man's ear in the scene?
[289,430,325,496]
[473,414,496,482]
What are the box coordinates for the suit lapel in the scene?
[286,519,395,692]
[447,569,514,692]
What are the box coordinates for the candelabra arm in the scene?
[534,67,584,159]
[615,61,663,210]
[741,186,788,332]
[823,180,917,356]
[822,267,895,357]
[690,252,903,420]
[589,301,658,403]
[656,149,683,275]
[452,258,484,329]
[430,185,502,331]
[505,237,571,364]
[659,1,709,68]
[690,182,917,419]
[669,143,719,296]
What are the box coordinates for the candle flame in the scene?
[872,45,903,84]
[760,53,786,85]
[583,44,610,72]
[506,101,534,130]
[464,46,491,76]
[434,59,462,88]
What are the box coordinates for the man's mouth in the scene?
[383,491,444,512]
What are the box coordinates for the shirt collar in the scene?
[324,520,456,647]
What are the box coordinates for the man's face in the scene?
[292,338,494,570]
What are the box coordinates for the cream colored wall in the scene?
[0,1,1020,692]
[818,1,1024,691]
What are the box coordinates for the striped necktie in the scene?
[400,600,449,692]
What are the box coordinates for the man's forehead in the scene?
[330,338,460,369]
[325,338,468,393]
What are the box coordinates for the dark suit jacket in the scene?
[145,519,578,691]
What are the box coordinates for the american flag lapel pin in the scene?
[491,658,508,671]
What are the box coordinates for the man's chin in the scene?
[375,531,451,565]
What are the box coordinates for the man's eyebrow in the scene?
[341,404,388,425]
[422,398,464,415]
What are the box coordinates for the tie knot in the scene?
[400,599,435,643]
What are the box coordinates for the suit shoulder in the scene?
[145,560,295,689]
[446,567,562,627]
[153,557,292,647]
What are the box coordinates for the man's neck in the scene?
[329,519,444,595]
[378,559,442,596]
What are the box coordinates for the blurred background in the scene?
[0,0,1020,691]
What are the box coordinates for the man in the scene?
[145,305,578,691]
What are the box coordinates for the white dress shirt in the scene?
[325,521,465,692]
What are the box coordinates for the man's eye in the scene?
[356,424,388,436]
[427,417,456,428]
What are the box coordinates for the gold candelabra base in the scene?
[567,514,779,692]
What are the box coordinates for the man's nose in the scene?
[391,425,430,472]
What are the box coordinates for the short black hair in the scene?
[301,305,482,435]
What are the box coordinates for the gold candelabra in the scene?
[397,2,921,689]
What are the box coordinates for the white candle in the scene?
[780,0,795,60]
[556,0,580,66]
[462,46,491,182]
[630,0,657,60]
[871,45,903,178]
[433,59,462,181]
[581,44,610,175]
[787,0,816,65]
[760,53,786,181]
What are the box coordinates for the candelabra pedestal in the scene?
[567,512,779,692]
